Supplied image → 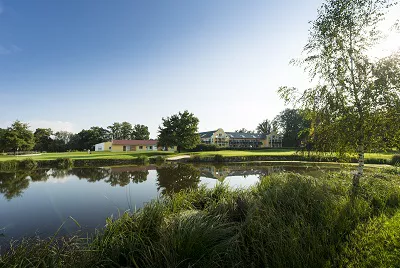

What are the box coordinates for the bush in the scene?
[154,155,166,165]
[188,144,220,152]
[18,158,38,170]
[53,158,74,169]
[136,155,149,165]
[392,154,400,165]
[214,154,225,163]
[0,160,18,171]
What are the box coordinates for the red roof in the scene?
[112,140,158,146]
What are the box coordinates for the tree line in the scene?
[0,121,150,153]
[0,108,311,153]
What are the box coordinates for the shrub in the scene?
[154,155,166,165]
[18,158,38,170]
[136,155,149,165]
[0,160,18,171]
[54,158,74,169]
[188,144,220,152]
[214,154,224,163]
[190,155,201,162]
[392,154,400,165]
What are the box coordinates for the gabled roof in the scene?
[199,130,217,138]
[225,132,266,139]
[112,140,158,146]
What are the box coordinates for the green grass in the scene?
[0,149,396,162]
[190,149,396,160]
[1,169,400,267]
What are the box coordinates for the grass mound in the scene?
[1,171,400,267]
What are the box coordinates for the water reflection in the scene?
[0,172,31,200]
[157,164,201,195]
[0,163,341,201]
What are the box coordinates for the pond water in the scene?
[0,163,346,245]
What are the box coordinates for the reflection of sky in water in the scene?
[0,164,341,243]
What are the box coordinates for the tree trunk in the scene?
[353,144,364,188]
[177,146,181,153]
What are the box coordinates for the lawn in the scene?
[0,149,396,162]
[189,149,396,161]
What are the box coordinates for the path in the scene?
[166,155,191,161]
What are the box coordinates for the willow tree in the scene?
[279,0,400,185]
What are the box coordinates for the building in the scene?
[94,140,176,152]
[199,128,282,148]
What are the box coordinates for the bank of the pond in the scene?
[0,151,398,171]
[1,168,400,267]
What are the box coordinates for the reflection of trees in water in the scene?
[69,168,111,182]
[0,172,30,200]
[29,168,51,182]
[0,166,152,200]
[157,164,200,195]
[105,171,149,187]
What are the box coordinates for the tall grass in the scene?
[1,170,400,267]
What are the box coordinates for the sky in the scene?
[0,0,399,138]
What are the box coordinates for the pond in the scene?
[0,162,349,245]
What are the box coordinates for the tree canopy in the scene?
[256,119,272,135]
[131,124,150,140]
[279,0,400,179]
[272,109,310,147]
[2,121,35,152]
[158,110,200,153]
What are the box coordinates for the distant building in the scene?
[94,140,176,152]
[199,128,282,148]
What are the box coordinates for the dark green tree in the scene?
[33,128,53,152]
[272,109,310,147]
[158,110,200,153]
[279,0,400,183]
[256,119,272,134]
[50,131,74,152]
[3,120,35,153]
[131,124,150,140]
[107,122,122,140]
[120,122,133,140]
[0,128,6,152]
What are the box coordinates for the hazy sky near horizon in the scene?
[0,0,399,138]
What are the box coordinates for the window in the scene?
[109,146,111,150]
[139,146,143,149]
[149,146,153,150]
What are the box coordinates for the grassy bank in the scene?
[1,168,400,267]
[0,150,398,171]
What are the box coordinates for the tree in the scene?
[0,128,6,152]
[256,119,272,134]
[158,110,200,153]
[51,131,74,152]
[272,109,310,147]
[279,0,400,184]
[3,120,35,152]
[131,124,150,140]
[68,127,109,151]
[107,122,122,140]
[120,122,133,140]
[33,128,53,152]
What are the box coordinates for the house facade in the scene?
[199,128,282,148]
[94,140,176,152]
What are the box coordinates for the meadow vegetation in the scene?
[1,168,400,267]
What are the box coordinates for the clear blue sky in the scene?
[0,0,324,137]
